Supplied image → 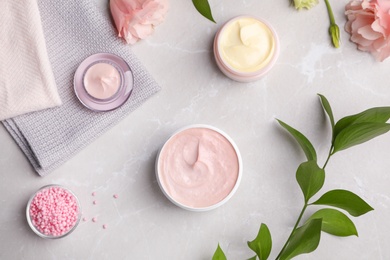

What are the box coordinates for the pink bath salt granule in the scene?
[93,200,98,205]
[113,194,118,199]
[103,224,107,229]
[92,192,96,196]
[82,217,88,222]
[29,186,79,237]
[92,217,97,222]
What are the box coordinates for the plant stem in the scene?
[324,0,340,48]
[322,145,333,169]
[275,144,333,259]
[324,0,335,25]
[275,203,308,260]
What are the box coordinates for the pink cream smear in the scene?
[83,63,120,99]
[158,127,240,209]
[29,186,80,237]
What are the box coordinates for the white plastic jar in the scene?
[155,125,242,211]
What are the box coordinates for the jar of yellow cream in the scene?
[214,16,280,82]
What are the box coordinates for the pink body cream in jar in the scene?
[214,16,280,82]
[74,53,134,111]
[156,125,242,211]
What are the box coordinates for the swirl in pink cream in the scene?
[158,127,239,208]
[83,63,120,99]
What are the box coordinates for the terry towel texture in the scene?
[0,1,62,120]
[2,0,161,176]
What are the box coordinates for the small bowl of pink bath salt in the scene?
[26,185,81,239]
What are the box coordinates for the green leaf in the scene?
[296,161,325,203]
[192,0,216,23]
[311,189,374,217]
[333,122,390,153]
[318,94,335,129]
[306,209,358,237]
[333,107,390,143]
[279,218,322,260]
[247,223,272,260]
[247,256,257,260]
[277,119,317,162]
[212,244,227,260]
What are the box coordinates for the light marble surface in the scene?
[1,0,390,259]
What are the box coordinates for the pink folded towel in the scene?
[0,0,62,120]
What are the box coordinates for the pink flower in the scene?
[345,0,390,61]
[110,0,168,44]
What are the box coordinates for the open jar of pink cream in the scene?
[156,125,242,211]
[214,16,280,82]
[74,53,134,111]
[26,185,81,239]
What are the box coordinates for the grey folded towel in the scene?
[2,0,161,176]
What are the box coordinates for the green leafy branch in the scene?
[213,94,390,260]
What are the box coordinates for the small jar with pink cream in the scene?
[156,125,242,211]
[74,53,134,111]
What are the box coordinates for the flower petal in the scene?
[110,0,168,44]
[374,45,390,61]
[345,0,390,61]
[358,24,383,40]
[133,23,155,39]
[351,33,373,47]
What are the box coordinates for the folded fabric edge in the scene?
[41,90,161,175]
[0,101,62,122]
[2,120,42,174]
[2,87,161,176]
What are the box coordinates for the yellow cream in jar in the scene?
[219,17,276,73]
